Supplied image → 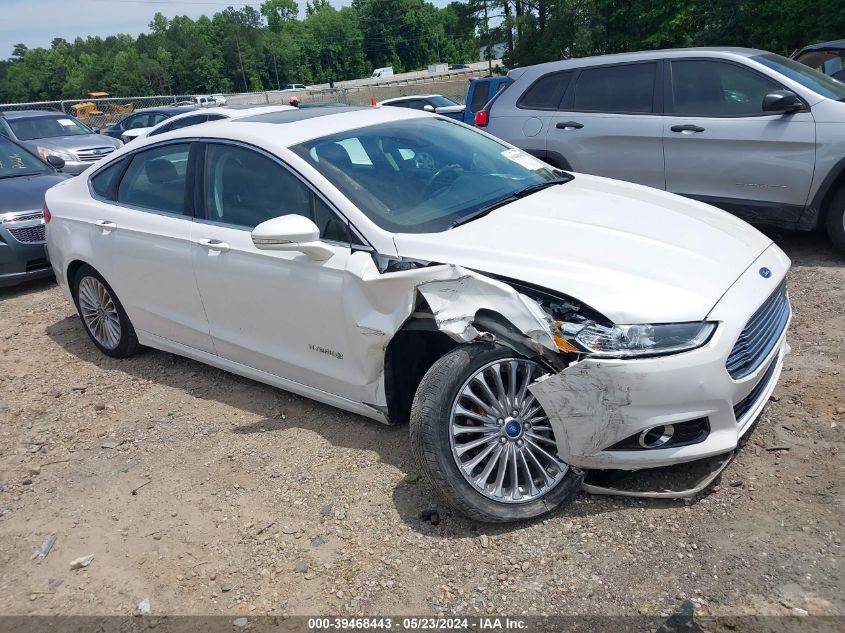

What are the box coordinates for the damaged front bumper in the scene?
[528,245,791,478]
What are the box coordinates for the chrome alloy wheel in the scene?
[449,358,568,504]
[78,276,122,350]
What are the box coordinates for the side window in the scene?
[204,144,347,241]
[123,114,149,130]
[149,113,168,126]
[670,60,782,117]
[148,121,172,137]
[469,83,490,113]
[206,114,227,122]
[169,115,207,131]
[90,157,129,201]
[573,63,656,113]
[117,143,191,214]
[517,71,573,110]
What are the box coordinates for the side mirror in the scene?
[251,215,334,261]
[91,127,101,134]
[423,104,435,112]
[762,90,802,113]
[45,154,65,170]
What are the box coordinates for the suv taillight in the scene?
[43,203,52,224]
[474,110,489,127]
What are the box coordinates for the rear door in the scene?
[85,142,214,352]
[545,61,665,188]
[663,58,816,223]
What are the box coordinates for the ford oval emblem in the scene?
[759,267,772,278]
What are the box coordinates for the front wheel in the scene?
[825,187,845,255]
[410,344,582,523]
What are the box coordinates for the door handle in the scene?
[197,238,230,253]
[556,121,584,130]
[95,220,116,233]
[670,124,705,133]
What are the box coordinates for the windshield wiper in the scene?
[450,177,572,229]
[513,176,572,198]
[450,194,518,228]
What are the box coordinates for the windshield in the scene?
[0,137,49,178]
[429,96,460,108]
[9,114,93,141]
[291,117,564,233]
[753,53,845,100]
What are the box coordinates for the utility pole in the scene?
[483,0,492,74]
[435,31,440,62]
[235,35,249,92]
[271,51,280,90]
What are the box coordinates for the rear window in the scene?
[573,63,657,113]
[517,72,573,110]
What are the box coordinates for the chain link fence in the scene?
[0,75,483,128]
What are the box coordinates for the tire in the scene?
[71,264,139,358]
[825,186,845,255]
[410,343,582,523]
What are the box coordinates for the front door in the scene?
[190,141,362,400]
[663,58,816,223]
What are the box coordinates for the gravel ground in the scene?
[0,230,842,619]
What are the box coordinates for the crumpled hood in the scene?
[392,174,773,324]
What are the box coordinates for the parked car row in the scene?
[3,43,841,524]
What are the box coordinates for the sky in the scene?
[2,0,451,59]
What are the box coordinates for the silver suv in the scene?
[481,48,845,252]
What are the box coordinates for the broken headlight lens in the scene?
[569,321,716,358]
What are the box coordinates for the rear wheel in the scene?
[72,264,139,358]
[410,343,582,523]
[825,186,845,255]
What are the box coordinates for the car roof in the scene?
[507,47,770,78]
[380,95,440,104]
[146,105,431,150]
[133,105,197,115]
[1,109,73,119]
[795,39,845,54]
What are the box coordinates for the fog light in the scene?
[638,424,675,448]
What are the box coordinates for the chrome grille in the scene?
[726,283,790,379]
[76,147,115,162]
[8,225,46,243]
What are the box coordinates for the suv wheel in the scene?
[825,186,845,254]
[72,264,140,358]
[410,343,582,523]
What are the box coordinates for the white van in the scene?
[371,67,394,79]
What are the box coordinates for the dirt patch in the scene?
[0,231,842,618]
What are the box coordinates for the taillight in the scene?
[474,110,489,127]
[43,203,52,224]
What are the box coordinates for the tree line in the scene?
[1,0,842,103]
[0,0,479,103]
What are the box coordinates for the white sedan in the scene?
[120,105,294,144]
[45,107,791,522]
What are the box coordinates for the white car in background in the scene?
[120,105,295,143]
[45,107,790,523]
[210,93,228,105]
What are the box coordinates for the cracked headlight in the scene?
[567,321,716,358]
[38,147,76,161]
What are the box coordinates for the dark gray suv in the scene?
[481,47,845,252]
